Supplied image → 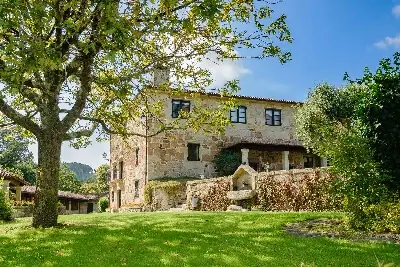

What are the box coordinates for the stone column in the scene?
[282,151,290,170]
[2,180,10,200]
[321,157,328,167]
[15,186,21,201]
[68,201,72,212]
[241,148,249,165]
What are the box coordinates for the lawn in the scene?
[0,212,398,267]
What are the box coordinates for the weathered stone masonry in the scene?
[109,90,327,208]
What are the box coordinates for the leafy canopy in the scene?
[0,0,292,142]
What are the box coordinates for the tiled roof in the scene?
[22,186,99,201]
[204,91,301,104]
[0,169,29,186]
[151,87,302,104]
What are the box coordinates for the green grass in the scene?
[0,212,398,267]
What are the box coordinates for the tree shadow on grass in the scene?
[0,212,398,267]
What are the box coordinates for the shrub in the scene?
[213,149,241,176]
[257,169,342,211]
[98,197,109,212]
[200,180,231,211]
[347,201,400,233]
[0,186,13,221]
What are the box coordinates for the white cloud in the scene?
[374,35,400,49]
[393,5,400,17]
[197,53,250,88]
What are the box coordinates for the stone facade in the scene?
[109,90,326,207]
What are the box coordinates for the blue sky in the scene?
[39,0,400,169]
[238,0,400,101]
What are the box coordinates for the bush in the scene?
[98,197,109,212]
[200,180,231,211]
[0,187,13,221]
[257,169,342,211]
[347,201,400,233]
[213,149,241,176]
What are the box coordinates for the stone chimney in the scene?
[152,68,170,87]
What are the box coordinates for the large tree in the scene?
[0,0,292,227]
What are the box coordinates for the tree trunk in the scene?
[32,135,62,228]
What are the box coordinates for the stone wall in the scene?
[12,206,33,218]
[110,90,306,206]
[185,168,332,211]
[150,185,187,210]
[109,118,147,209]
[146,91,302,180]
[186,177,231,210]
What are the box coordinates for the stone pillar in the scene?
[241,148,249,165]
[68,201,72,211]
[15,186,21,201]
[2,180,10,200]
[321,157,328,167]
[282,151,290,170]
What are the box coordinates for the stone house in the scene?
[21,186,100,214]
[0,168,27,201]
[109,83,327,209]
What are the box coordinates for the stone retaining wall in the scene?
[184,168,331,211]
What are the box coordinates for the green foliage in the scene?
[0,182,13,221]
[346,52,400,193]
[63,162,94,181]
[257,169,341,211]
[59,164,81,193]
[212,149,242,176]
[0,129,36,184]
[144,180,182,206]
[98,197,109,213]
[346,201,400,233]
[80,164,109,194]
[295,83,390,221]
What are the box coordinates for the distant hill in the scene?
[63,162,94,181]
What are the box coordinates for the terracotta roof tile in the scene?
[22,186,99,201]
[0,169,29,185]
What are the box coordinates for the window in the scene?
[119,161,123,180]
[111,191,114,202]
[187,143,200,161]
[230,106,247,123]
[134,180,139,198]
[303,156,314,168]
[135,148,139,166]
[265,109,282,126]
[71,201,79,210]
[172,99,190,118]
[112,166,117,180]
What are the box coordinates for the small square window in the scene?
[265,109,281,126]
[172,100,190,118]
[187,143,200,161]
[230,106,247,123]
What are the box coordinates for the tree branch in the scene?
[0,97,41,135]
[63,122,98,141]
